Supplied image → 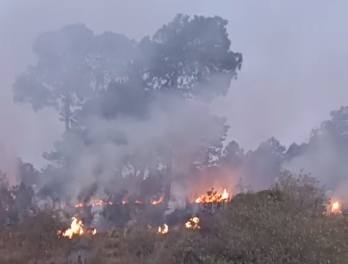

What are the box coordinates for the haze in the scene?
[0,0,347,167]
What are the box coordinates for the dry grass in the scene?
[1,172,348,264]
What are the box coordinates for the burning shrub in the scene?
[0,171,347,264]
[200,172,348,264]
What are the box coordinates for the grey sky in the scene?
[0,0,347,167]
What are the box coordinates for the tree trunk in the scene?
[64,91,71,131]
[163,162,172,208]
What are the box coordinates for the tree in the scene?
[16,158,40,187]
[137,14,243,101]
[245,137,286,189]
[310,106,348,150]
[77,79,152,121]
[285,106,348,190]
[12,24,137,131]
[284,142,308,161]
[32,14,243,210]
[89,31,138,91]
[12,24,94,131]
[220,140,244,169]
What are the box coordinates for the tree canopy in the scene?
[11,13,348,204]
[13,14,242,132]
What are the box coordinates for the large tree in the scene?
[137,14,242,101]
[12,24,137,131]
[23,14,242,206]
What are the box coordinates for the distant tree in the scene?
[0,173,35,226]
[245,137,286,189]
[16,158,40,187]
[220,140,244,168]
[284,142,308,161]
[286,106,348,189]
[310,106,348,150]
[194,115,230,167]
[0,173,17,226]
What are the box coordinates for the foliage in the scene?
[22,14,241,190]
[0,172,347,264]
[12,24,96,130]
[9,9,348,264]
[139,14,242,101]
[13,14,242,133]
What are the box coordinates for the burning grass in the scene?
[1,173,348,264]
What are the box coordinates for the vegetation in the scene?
[0,172,347,264]
[5,11,348,264]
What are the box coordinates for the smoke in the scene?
[283,135,348,199]
[0,0,348,203]
[52,92,228,203]
[0,0,347,169]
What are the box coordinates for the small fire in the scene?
[152,197,163,205]
[194,189,230,204]
[157,224,169,234]
[57,217,97,239]
[185,217,200,230]
[330,200,342,214]
[75,197,164,207]
[75,199,112,208]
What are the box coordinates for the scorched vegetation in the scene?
[4,11,348,264]
[0,172,348,264]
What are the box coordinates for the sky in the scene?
[0,0,347,167]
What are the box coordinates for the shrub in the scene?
[0,171,348,264]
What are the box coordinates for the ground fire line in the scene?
[57,189,230,238]
[57,190,343,239]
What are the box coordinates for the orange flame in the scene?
[193,189,230,204]
[57,217,97,239]
[185,217,200,229]
[157,224,169,234]
[75,199,112,208]
[152,197,163,205]
[75,197,165,207]
[330,200,342,214]
[73,188,231,209]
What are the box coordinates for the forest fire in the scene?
[330,200,342,214]
[157,224,169,234]
[74,197,164,208]
[72,188,231,209]
[185,217,200,230]
[75,199,112,208]
[57,217,97,239]
[193,189,230,203]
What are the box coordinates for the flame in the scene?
[152,197,163,205]
[330,200,342,214]
[75,197,165,207]
[72,188,231,209]
[185,217,200,229]
[75,199,113,208]
[157,224,169,234]
[57,217,97,239]
[194,189,230,203]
